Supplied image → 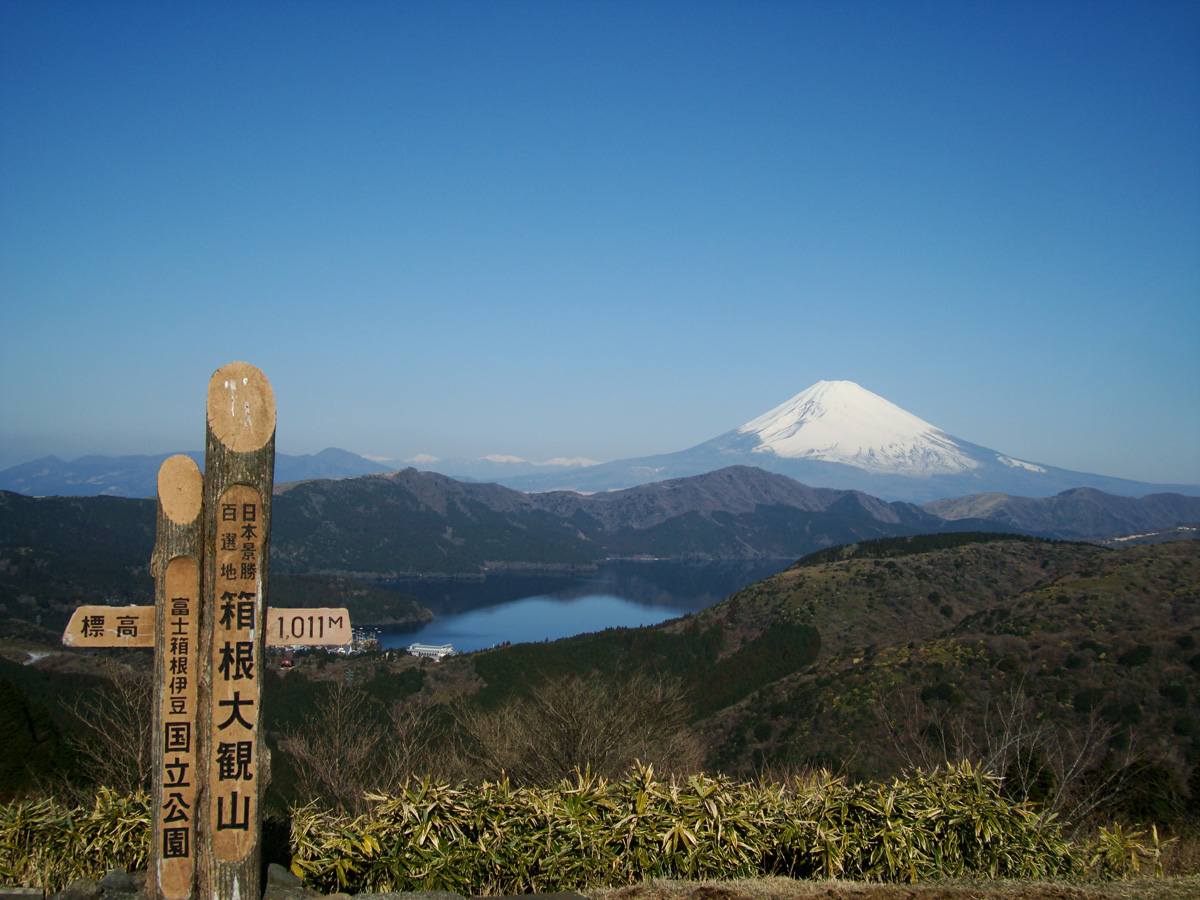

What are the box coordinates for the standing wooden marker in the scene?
[60,363,352,900]
[197,362,276,900]
[150,455,205,900]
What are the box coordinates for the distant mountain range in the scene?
[2,380,1196,504]
[472,381,1200,502]
[0,447,390,498]
[3,465,1198,635]
[269,465,1200,577]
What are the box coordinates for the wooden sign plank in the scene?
[62,605,154,647]
[150,454,204,900]
[263,608,352,645]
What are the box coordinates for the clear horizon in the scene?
[2,1,1197,485]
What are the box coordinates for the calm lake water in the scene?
[378,559,789,654]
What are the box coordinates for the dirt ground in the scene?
[585,875,1200,900]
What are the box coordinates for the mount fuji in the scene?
[497,381,1200,503]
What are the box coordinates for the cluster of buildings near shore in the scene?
[275,629,457,667]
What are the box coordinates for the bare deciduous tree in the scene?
[281,681,383,813]
[454,671,702,786]
[871,678,1143,834]
[280,681,446,813]
[59,662,154,800]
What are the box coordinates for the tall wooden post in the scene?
[61,362,351,900]
[150,455,205,900]
[196,362,276,900]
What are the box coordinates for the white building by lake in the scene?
[407,642,455,661]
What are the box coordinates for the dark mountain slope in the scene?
[0,492,157,631]
[692,538,1200,786]
[439,536,1199,803]
[269,466,962,575]
[925,488,1200,538]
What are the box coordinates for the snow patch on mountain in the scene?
[539,457,601,468]
[736,380,980,476]
[483,454,599,467]
[997,455,1047,473]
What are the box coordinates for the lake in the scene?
[378,559,790,653]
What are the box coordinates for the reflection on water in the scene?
[378,559,789,654]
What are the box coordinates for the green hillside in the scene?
[425,535,1200,824]
[696,537,1200,817]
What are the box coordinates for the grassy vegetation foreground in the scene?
[1,764,1174,894]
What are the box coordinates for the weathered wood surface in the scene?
[65,606,352,648]
[197,362,277,900]
[150,454,205,900]
[62,605,155,647]
[262,608,352,645]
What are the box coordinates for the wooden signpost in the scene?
[151,454,204,900]
[198,362,275,900]
[60,363,352,900]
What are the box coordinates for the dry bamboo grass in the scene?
[0,765,1175,895]
[0,788,149,891]
[285,763,1145,895]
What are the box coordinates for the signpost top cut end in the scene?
[158,455,203,525]
[206,362,276,453]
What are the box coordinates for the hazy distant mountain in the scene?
[497,381,1200,503]
[0,447,390,498]
[273,448,393,484]
[924,488,1200,540]
[404,454,601,483]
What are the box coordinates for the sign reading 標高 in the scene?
[61,605,154,647]
[60,364,352,900]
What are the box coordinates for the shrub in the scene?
[1117,645,1153,667]
[920,682,962,707]
[2,765,1170,892]
[288,763,1077,893]
[0,788,149,890]
[1161,684,1188,706]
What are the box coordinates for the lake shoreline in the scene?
[350,555,799,584]
[373,558,794,653]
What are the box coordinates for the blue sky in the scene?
[1,0,1197,485]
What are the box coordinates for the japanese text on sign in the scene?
[159,557,199,899]
[209,485,263,860]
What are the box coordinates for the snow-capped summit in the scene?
[471,380,1199,503]
[736,380,979,476]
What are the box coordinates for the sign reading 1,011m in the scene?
[269,610,347,642]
